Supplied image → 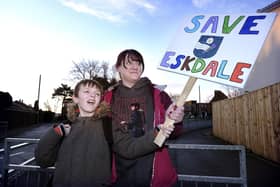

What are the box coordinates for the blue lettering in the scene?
[217,60,230,79]
[160,51,176,68]
[184,15,204,33]
[201,16,218,33]
[170,55,185,69]
[239,15,265,34]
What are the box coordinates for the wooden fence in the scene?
[212,82,280,163]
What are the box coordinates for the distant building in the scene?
[209,90,228,103]
[183,90,228,119]
[184,100,197,115]
[184,100,212,119]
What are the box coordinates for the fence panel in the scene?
[1,138,54,187]
[168,143,247,187]
[212,82,280,163]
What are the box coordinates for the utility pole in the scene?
[198,85,201,103]
[37,74,41,123]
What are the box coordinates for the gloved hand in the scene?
[53,123,71,137]
[165,103,184,123]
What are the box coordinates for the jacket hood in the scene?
[92,101,111,119]
[119,77,151,90]
[66,101,110,122]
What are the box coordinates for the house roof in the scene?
[5,101,36,112]
[257,0,280,13]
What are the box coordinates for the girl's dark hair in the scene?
[115,49,144,72]
[73,79,104,97]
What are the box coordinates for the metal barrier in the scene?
[2,138,247,187]
[0,121,8,139]
[1,138,54,187]
[167,143,247,187]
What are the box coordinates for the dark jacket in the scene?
[104,78,183,187]
[35,102,158,187]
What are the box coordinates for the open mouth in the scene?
[87,100,95,105]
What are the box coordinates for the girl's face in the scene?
[117,58,143,88]
[73,84,101,117]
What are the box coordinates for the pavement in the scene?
[1,120,280,187]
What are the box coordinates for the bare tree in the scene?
[223,86,241,98]
[100,61,109,79]
[70,59,112,80]
[43,100,53,111]
[69,59,118,90]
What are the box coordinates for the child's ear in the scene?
[72,96,79,104]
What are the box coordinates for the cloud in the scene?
[59,0,156,23]
[192,0,213,8]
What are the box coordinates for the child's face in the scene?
[117,58,143,87]
[73,84,101,117]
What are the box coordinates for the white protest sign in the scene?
[154,13,276,146]
[158,13,276,88]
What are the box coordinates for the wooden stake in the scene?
[154,77,197,147]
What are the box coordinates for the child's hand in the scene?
[166,103,184,123]
[157,124,175,138]
[53,123,71,137]
[63,124,71,136]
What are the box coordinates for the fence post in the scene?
[240,146,247,187]
[0,121,8,139]
[2,138,10,187]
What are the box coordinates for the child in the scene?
[35,79,173,187]
[104,49,185,187]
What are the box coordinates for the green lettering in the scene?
[223,16,245,34]
[191,58,206,73]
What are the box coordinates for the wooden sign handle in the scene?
[154,77,197,147]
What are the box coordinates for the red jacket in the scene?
[104,85,182,187]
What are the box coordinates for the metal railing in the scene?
[0,121,8,139]
[1,138,54,187]
[2,138,247,187]
[167,143,247,187]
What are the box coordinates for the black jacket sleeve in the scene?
[112,121,159,159]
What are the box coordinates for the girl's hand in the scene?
[157,124,175,138]
[166,103,184,123]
